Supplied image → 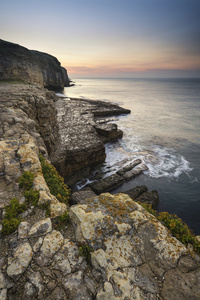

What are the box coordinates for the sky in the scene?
[1,0,200,78]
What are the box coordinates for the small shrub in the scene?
[53,211,70,230]
[4,198,27,219]
[2,218,21,235]
[39,154,70,204]
[2,198,26,235]
[78,242,93,262]
[157,212,200,254]
[138,202,156,216]
[39,203,50,217]
[18,171,35,190]
[24,189,39,207]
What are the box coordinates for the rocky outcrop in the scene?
[69,193,200,299]
[0,39,70,89]
[52,97,130,186]
[1,193,199,299]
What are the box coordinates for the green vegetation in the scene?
[0,78,26,84]
[24,189,39,207]
[18,171,35,190]
[39,154,70,204]
[139,203,200,255]
[38,203,50,217]
[2,198,26,235]
[78,242,93,262]
[52,211,70,230]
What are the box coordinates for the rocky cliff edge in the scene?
[0,39,70,89]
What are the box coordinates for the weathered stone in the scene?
[96,281,115,300]
[63,270,92,299]
[135,190,159,209]
[88,174,125,195]
[178,255,198,273]
[116,159,142,176]
[49,197,67,218]
[0,272,6,289]
[23,282,36,298]
[28,271,44,296]
[122,163,148,181]
[35,230,64,266]
[18,221,30,239]
[123,185,148,199]
[7,242,33,280]
[0,288,7,300]
[53,252,71,275]
[28,218,52,237]
[38,190,52,205]
[33,237,43,253]
[161,268,200,299]
[70,187,97,205]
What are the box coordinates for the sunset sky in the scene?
[1,0,200,78]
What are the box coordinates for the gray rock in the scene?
[7,242,33,280]
[135,190,160,210]
[116,159,142,176]
[88,174,124,195]
[28,218,52,237]
[70,187,97,205]
[18,221,30,239]
[123,185,148,199]
[28,271,44,296]
[0,272,6,289]
[63,271,92,299]
[23,282,36,298]
[35,230,64,266]
[33,237,43,253]
[0,288,7,300]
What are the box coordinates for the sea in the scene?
[63,78,200,235]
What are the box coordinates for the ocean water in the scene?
[64,78,200,234]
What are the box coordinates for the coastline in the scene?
[0,82,200,299]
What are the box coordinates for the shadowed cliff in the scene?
[0,39,70,89]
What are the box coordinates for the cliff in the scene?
[0,39,70,89]
[0,82,200,299]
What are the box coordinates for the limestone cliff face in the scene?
[0,39,70,89]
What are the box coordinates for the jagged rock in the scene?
[18,221,30,239]
[94,123,123,143]
[63,270,92,300]
[28,272,44,297]
[23,282,37,298]
[28,218,52,237]
[122,163,148,181]
[135,190,159,209]
[70,187,97,205]
[0,39,70,89]
[52,97,130,185]
[69,193,200,299]
[7,242,33,280]
[116,159,142,176]
[0,271,6,289]
[124,185,148,199]
[88,174,125,195]
[35,230,64,266]
[33,237,43,253]
[0,289,7,300]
